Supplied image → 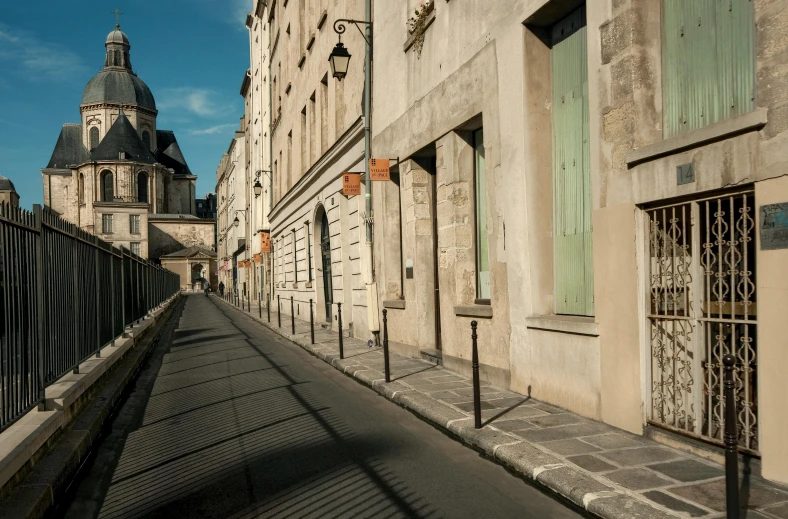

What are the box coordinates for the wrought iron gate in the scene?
[646,189,758,454]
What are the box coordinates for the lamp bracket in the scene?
[334,18,372,46]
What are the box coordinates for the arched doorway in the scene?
[191,263,204,291]
[320,210,333,322]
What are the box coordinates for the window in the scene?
[305,221,313,282]
[292,229,298,283]
[102,214,114,234]
[551,7,593,316]
[78,173,85,205]
[142,130,151,150]
[89,127,99,150]
[662,0,754,138]
[130,214,141,234]
[130,242,141,256]
[473,129,490,301]
[101,170,114,202]
[137,172,148,203]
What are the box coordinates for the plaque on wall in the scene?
[760,203,788,250]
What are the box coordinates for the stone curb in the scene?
[217,298,682,519]
[0,297,182,519]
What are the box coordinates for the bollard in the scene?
[723,354,740,519]
[259,293,262,318]
[291,296,295,335]
[337,302,344,359]
[309,299,315,345]
[471,320,481,429]
[242,293,245,311]
[383,309,390,383]
[247,291,251,313]
[267,292,271,322]
[277,295,281,328]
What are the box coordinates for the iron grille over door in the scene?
[646,190,758,454]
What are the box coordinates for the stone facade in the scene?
[371,0,788,487]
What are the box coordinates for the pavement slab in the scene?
[215,297,788,519]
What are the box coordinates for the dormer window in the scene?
[119,151,126,160]
[89,127,99,150]
[142,130,151,150]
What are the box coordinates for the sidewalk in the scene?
[216,295,788,519]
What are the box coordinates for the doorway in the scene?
[320,211,333,322]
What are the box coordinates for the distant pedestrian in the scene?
[203,279,210,296]
[218,281,225,297]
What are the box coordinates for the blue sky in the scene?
[0,0,251,209]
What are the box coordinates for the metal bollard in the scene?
[291,296,295,335]
[242,293,244,310]
[471,320,481,429]
[383,309,390,383]
[723,354,740,519]
[277,295,281,328]
[309,299,315,345]
[267,292,271,322]
[337,302,344,359]
[259,294,262,318]
[247,291,251,312]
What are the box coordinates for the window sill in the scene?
[525,315,599,337]
[404,9,436,53]
[383,299,406,310]
[454,304,493,319]
[626,108,768,167]
[292,283,298,289]
[305,281,313,289]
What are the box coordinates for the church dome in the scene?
[81,24,156,111]
[81,70,156,111]
[106,28,129,46]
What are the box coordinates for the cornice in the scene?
[79,102,158,117]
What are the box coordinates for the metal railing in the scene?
[0,204,180,431]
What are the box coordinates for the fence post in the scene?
[291,296,295,335]
[277,295,281,328]
[94,237,101,358]
[120,247,128,337]
[34,205,46,410]
[72,224,80,375]
[382,309,390,383]
[309,299,314,345]
[471,320,481,429]
[337,302,344,360]
[724,354,740,519]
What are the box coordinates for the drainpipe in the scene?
[363,0,380,334]
[268,9,274,302]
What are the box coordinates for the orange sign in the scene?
[253,254,262,263]
[342,173,361,196]
[260,231,271,253]
[237,261,244,268]
[369,158,390,181]
[244,260,252,268]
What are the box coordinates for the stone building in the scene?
[0,176,19,208]
[216,125,247,296]
[41,22,215,268]
[371,0,788,487]
[260,0,372,339]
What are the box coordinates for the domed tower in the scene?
[80,23,157,153]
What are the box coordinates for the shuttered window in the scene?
[662,0,755,138]
[551,7,594,316]
[474,129,490,300]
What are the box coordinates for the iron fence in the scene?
[0,204,179,431]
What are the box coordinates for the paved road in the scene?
[59,294,583,519]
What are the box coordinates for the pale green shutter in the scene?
[663,0,755,138]
[552,8,594,316]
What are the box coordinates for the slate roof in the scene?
[91,112,156,164]
[160,245,217,258]
[155,131,193,176]
[46,124,89,169]
[0,175,16,192]
[81,69,156,111]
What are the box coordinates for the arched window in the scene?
[101,170,114,202]
[78,173,85,204]
[142,130,151,150]
[137,172,148,203]
[89,127,99,150]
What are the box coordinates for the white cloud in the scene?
[189,123,237,136]
[158,87,236,118]
[0,24,87,82]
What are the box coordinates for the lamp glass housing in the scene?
[233,216,240,228]
[329,42,351,80]
[253,179,263,197]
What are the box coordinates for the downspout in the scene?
[268,8,274,302]
[364,0,380,335]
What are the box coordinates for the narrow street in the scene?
[58,294,582,519]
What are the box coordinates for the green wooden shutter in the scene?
[551,8,594,316]
[663,0,755,138]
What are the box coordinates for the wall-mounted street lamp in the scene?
[328,41,352,80]
[233,209,247,228]
[254,170,271,198]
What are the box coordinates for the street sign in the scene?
[343,173,361,196]
[369,158,390,181]
[254,254,262,263]
[260,231,271,253]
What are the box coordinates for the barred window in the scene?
[130,214,141,234]
[130,242,141,256]
[102,214,114,234]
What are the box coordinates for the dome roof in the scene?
[106,28,129,46]
[0,175,16,192]
[81,69,156,111]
